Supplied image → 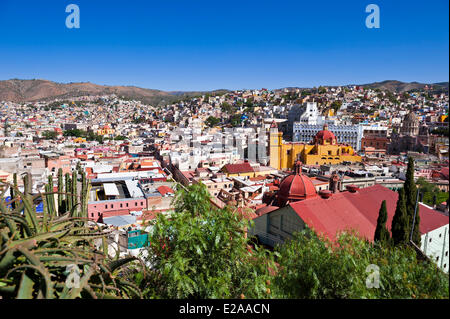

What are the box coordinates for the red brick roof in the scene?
[289,184,449,242]
[223,162,254,174]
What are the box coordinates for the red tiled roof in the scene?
[223,162,254,174]
[250,175,267,182]
[157,186,174,196]
[289,184,449,242]
[440,167,449,180]
[256,205,279,216]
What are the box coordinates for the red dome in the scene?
[314,124,336,144]
[277,173,317,204]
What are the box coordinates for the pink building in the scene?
[87,178,148,222]
[88,198,147,222]
[43,153,72,175]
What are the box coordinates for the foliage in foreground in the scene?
[0,172,143,299]
[139,183,275,298]
[273,229,449,299]
[3,175,447,299]
[135,183,448,299]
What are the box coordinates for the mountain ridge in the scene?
[0,79,447,104]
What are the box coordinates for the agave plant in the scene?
[0,171,145,299]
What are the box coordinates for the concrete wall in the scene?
[421,224,449,273]
[249,206,305,247]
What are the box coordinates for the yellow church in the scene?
[269,122,361,170]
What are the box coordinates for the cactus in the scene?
[65,173,72,213]
[57,168,64,215]
[0,175,143,299]
[46,175,55,217]
[9,173,17,210]
[80,171,89,220]
[72,171,78,217]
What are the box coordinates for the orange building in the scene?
[270,123,361,170]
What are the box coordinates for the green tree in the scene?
[330,101,342,113]
[273,229,448,299]
[391,188,409,246]
[63,129,84,137]
[205,116,220,128]
[229,114,242,127]
[142,183,275,298]
[221,102,233,114]
[42,130,58,140]
[374,200,391,244]
[416,177,449,206]
[404,157,420,246]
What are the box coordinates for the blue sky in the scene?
[0,0,448,91]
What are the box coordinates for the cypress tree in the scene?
[404,157,421,246]
[391,188,409,246]
[374,200,391,244]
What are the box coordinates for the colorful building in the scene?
[96,125,115,137]
[270,122,361,170]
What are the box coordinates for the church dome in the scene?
[401,112,419,136]
[314,124,337,144]
[404,112,419,123]
[277,161,317,205]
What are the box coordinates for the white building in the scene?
[293,123,364,151]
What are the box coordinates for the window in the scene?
[120,203,123,208]
[105,204,108,209]
[111,204,114,209]
[141,202,143,206]
[91,213,94,217]
[436,256,439,262]
[446,251,448,257]
[429,238,432,243]
[439,233,442,238]
[135,202,138,206]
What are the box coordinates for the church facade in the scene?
[388,112,433,154]
[270,122,362,170]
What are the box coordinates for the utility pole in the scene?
[410,188,420,242]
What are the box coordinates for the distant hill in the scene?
[1,79,447,104]
[357,80,449,93]
[0,79,228,105]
